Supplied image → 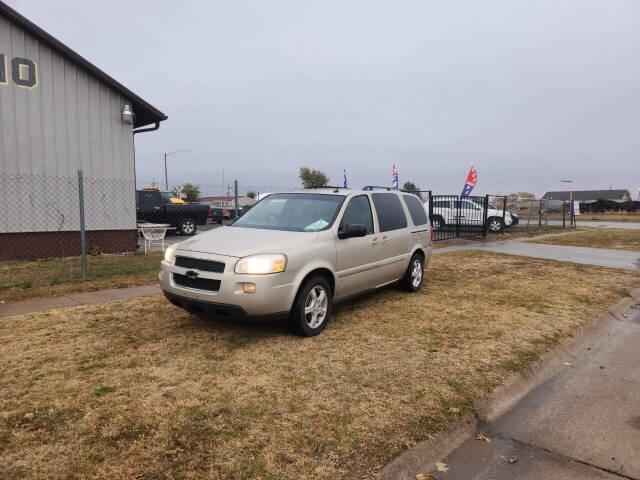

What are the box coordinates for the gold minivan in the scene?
[160,188,432,336]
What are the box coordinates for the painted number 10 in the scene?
[0,54,38,89]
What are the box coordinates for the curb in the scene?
[378,287,640,479]
[378,413,477,480]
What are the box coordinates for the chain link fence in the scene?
[505,198,572,229]
[0,173,299,300]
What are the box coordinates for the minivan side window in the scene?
[339,195,374,234]
[402,195,428,226]
[371,193,407,232]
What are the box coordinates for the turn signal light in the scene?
[243,282,256,294]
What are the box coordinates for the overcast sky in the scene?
[8,0,640,196]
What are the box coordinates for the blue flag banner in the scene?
[343,169,347,188]
[392,164,398,189]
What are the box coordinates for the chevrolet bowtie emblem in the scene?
[185,269,199,280]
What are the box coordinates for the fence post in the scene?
[428,190,433,226]
[502,196,507,234]
[538,201,542,228]
[483,195,489,236]
[77,169,87,281]
[234,180,239,218]
[563,201,566,228]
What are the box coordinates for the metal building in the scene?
[0,2,167,260]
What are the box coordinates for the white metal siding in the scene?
[0,15,135,233]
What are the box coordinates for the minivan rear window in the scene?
[371,193,407,232]
[403,195,428,226]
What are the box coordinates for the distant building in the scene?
[542,189,631,203]
[199,196,257,208]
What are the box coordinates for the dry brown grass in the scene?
[528,229,640,251]
[1,251,637,479]
[0,253,162,302]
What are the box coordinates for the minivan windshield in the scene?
[232,193,345,232]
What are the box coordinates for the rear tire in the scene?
[487,217,504,233]
[179,217,197,236]
[289,276,332,337]
[401,253,424,292]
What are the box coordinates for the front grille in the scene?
[173,273,221,292]
[175,256,225,273]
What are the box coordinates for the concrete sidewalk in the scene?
[435,240,640,270]
[424,293,640,479]
[0,284,162,319]
[381,291,640,480]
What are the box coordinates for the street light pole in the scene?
[164,153,168,191]
[164,149,190,191]
[561,179,573,227]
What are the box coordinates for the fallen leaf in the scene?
[508,457,518,464]
[449,407,460,414]
[416,474,436,480]
[475,433,491,442]
[600,366,605,370]
[23,413,34,419]
[563,362,573,367]
[622,313,629,318]
[435,462,449,472]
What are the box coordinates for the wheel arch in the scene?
[290,266,336,311]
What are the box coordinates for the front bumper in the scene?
[164,292,289,321]
[159,253,298,316]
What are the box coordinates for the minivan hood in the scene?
[176,226,319,258]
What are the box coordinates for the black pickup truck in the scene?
[136,190,209,235]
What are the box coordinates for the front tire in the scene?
[179,217,197,236]
[401,253,424,292]
[289,276,332,337]
[487,217,504,233]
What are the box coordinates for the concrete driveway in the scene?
[436,240,640,270]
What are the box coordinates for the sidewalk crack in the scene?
[496,434,638,480]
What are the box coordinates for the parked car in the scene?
[160,188,433,336]
[136,189,209,235]
[425,198,514,233]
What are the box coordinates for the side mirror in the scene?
[338,223,367,239]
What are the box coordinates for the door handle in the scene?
[154,206,161,210]
[372,237,379,246]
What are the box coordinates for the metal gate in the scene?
[388,188,507,242]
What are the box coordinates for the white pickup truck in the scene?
[424,198,515,233]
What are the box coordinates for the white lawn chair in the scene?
[138,223,170,254]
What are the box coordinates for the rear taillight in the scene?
[430,226,434,244]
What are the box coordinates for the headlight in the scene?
[164,244,177,263]
[235,254,287,274]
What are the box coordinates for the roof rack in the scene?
[362,185,396,191]
[307,185,348,193]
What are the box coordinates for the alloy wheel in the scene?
[304,286,328,329]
